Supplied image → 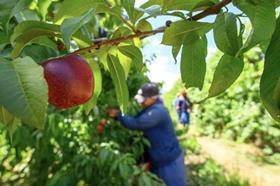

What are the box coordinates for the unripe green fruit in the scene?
[43,55,93,109]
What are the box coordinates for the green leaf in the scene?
[0,105,21,137]
[163,0,208,10]
[140,0,162,8]
[38,0,53,21]
[107,54,129,113]
[275,0,280,7]
[84,58,102,114]
[119,164,130,179]
[107,46,128,68]
[72,30,92,47]
[162,20,212,46]
[95,46,111,70]
[0,0,17,18]
[118,45,143,70]
[165,0,220,10]
[260,16,280,122]
[0,57,48,129]
[85,165,92,180]
[10,0,32,20]
[172,45,181,63]
[0,32,9,51]
[32,36,57,50]
[61,9,94,50]
[3,0,32,32]
[11,21,60,58]
[22,45,58,64]
[14,9,40,22]
[180,33,207,90]
[192,0,219,11]
[142,174,153,186]
[136,5,162,17]
[122,0,143,23]
[122,0,135,18]
[55,0,121,23]
[167,11,186,19]
[141,0,215,11]
[12,30,57,58]
[136,20,153,32]
[54,0,100,23]
[99,149,110,166]
[109,155,129,176]
[208,54,244,97]
[259,40,270,54]
[233,0,276,52]
[11,21,60,42]
[112,26,133,39]
[213,12,241,56]
[95,5,122,18]
[11,21,88,58]
[117,52,132,79]
[132,11,145,24]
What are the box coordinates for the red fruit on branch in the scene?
[100,118,107,126]
[43,55,94,109]
[96,124,104,133]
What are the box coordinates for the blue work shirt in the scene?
[173,97,180,112]
[117,100,182,166]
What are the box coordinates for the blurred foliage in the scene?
[180,136,250,186]
[165,49,280,164]
[0,68,164,186]
[188,159,250,186]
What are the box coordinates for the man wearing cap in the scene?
[108,83,187,186]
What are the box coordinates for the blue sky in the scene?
[135,0,241,92]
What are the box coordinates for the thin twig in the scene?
[120,16,137,33]
[71,0,232,55]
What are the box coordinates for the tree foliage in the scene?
[0,0,279,129]
[0,64,160,185]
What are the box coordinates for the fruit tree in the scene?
[0,0,280,131]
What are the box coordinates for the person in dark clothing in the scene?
[173,93,181,119]
[108,83,187,186]
[176,90,192,125]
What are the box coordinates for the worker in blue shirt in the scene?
[177,90,193,125]
[173,93,181,120]
[108,83,187,186]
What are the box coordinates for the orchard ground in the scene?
[176,125,280,186]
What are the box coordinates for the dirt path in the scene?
[197,137,280,186]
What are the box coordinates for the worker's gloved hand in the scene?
[106,108,119,118]
[143,162,152,172]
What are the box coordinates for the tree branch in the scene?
[190,0,232,20]
[71,0,232,55]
